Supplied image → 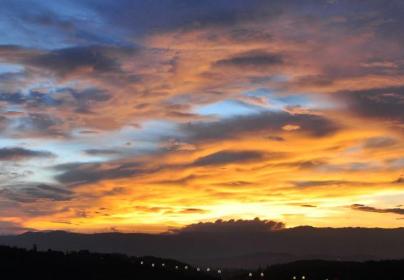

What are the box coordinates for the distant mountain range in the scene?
[1,227,404,269]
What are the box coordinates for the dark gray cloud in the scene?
[170,217,285,233]
[339,87,404,123]
[182,112,340,141]
[0,147,55,161]
[0,183,74,203]
[53,162,154,185]
[214,51,283,69]
[350,204,404,216]
[25,45,138,76]
[17,113,64,137]
[193,150,267,166]
[264,135,286,142]
[84,149,121,156]
[0,220,36,234]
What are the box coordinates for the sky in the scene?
[0,0,404,234]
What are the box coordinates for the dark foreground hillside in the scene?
[0,246,219,280]
[230,259,404,280]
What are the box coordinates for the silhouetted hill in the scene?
[230,259,404,280]
[189,251,380,269]
[1,227,404,268]
[0,245,219,280]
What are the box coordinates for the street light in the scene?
[261,272,265,277]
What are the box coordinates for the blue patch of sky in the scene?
[196,88,314,118]
[197,100,258,117]
[0,65,24,75]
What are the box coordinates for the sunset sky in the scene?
[1,0,404,234]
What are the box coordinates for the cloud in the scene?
[170,217,285,233]
[193,150,268,166]
[338,87,404,124]
[214,51,283,70]
[0,147,55,161]
[84,149,121,156]
[25,45,139,77]
[394,176,404,183]
[350,204,404,216]
[282,124,301,131]
[0,183,74,203]
[0,220,36,235]
[53,162,154,185]
[183,112,340,141]
[363,137,399,149]
[159,139,196,151]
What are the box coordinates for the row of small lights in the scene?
[140,261,307,279]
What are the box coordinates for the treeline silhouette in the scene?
[0,245,219,280]
[1,245,404,280]
[229,259,404,280]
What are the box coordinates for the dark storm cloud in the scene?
[0,183,74,203]
[170,217,285,233]
[193,150,266,166]
[183,112,340,141]
[0,147,55,161]
[339,87,404,123]
[214,51,283,69]
[350,204,404,216]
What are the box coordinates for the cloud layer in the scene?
[0,0,404,234]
